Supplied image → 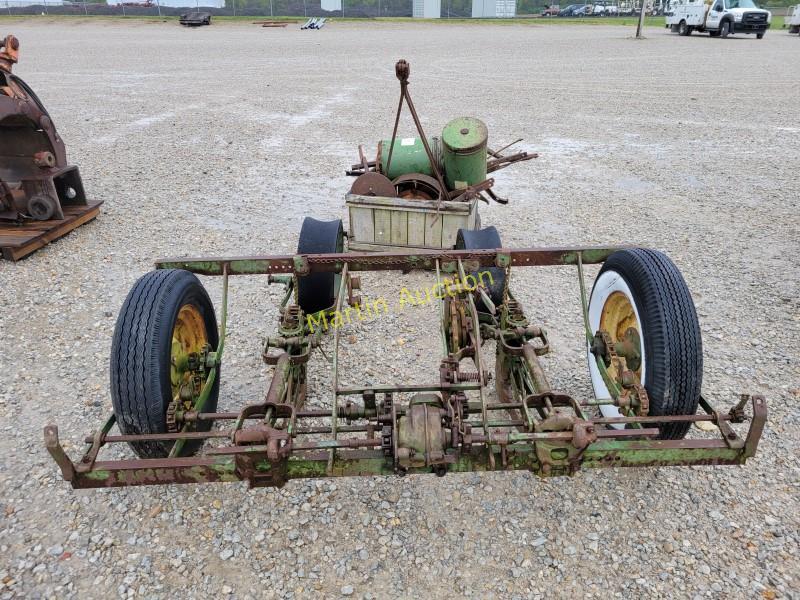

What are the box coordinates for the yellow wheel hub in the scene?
[599,291,642,382]
[170,304,209,408]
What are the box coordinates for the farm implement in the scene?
[45,219,766,489]
[0,34,101,260]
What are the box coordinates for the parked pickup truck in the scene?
[665,0,771,38]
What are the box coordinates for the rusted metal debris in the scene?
[0,35,100,260]
[346,60,538,205]
[45,244,766,490]
[0,34,89,223]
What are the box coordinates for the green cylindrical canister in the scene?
[377,136,441,180]
[441,117,488,190]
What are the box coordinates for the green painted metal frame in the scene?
[44,247,767,490]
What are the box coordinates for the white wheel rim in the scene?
[587,270,647,426]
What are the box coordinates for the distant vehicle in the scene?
[179,10,212,26]
[301,17,326,29]
[558,3,580,14]
[589,2,619,15]
[541,4,561,15]
[567,4,591,15]
[785,5,800,33]
[665,0,770,38]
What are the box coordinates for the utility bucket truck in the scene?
[665,0,771,38]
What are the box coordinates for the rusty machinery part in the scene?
[381,393,394,458]
[0,34,88,223]
[349,172,397,198]
[346,274,362,307]
[44,242,766,490]
[345,59,537,212]
[383,59,449,203]
[26,194,57,221]
[0,35,19,73]
[165,400,179,433]
[392,173,442,200]
[396,394,451,474]
[589,329,647,417]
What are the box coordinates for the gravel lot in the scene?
[0,18,798,599]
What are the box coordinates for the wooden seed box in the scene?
[346,193,479,252]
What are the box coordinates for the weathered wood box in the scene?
[346,193,479,252]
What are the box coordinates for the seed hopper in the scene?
[45,220,766,488]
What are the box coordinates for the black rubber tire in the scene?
[455,226,506,308]
[110,269,219,459]
[756,32,764,39]
[297,217,344,314]
[678,20,688,35]
[592,249,703,439]
[721,20,731,38]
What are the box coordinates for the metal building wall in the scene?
[471,0,515,17]
[413,0,441,17]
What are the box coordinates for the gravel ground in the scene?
[0,18,798,599]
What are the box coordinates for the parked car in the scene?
[589,2,619,14]
[179,10,212,26]
[558,3,581,15]
[541,4,561,15]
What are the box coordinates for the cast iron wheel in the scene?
[455,226,506,309]
[721,20,731,37]
[587,249,702,440]
[110,269,219,459]
[297,217,344,314]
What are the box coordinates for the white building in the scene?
[471,0,515,17]
[412,0,440,17]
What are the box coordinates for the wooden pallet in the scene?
[0,201,103,261]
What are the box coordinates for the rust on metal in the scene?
[44,244,767,490]
[0,34,100,260]
[349,172,397,198]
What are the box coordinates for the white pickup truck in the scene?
[665,0,771,38]
[786,5,800,33]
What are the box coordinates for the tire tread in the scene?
[598,249,702,439]
[110,269,218,458]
